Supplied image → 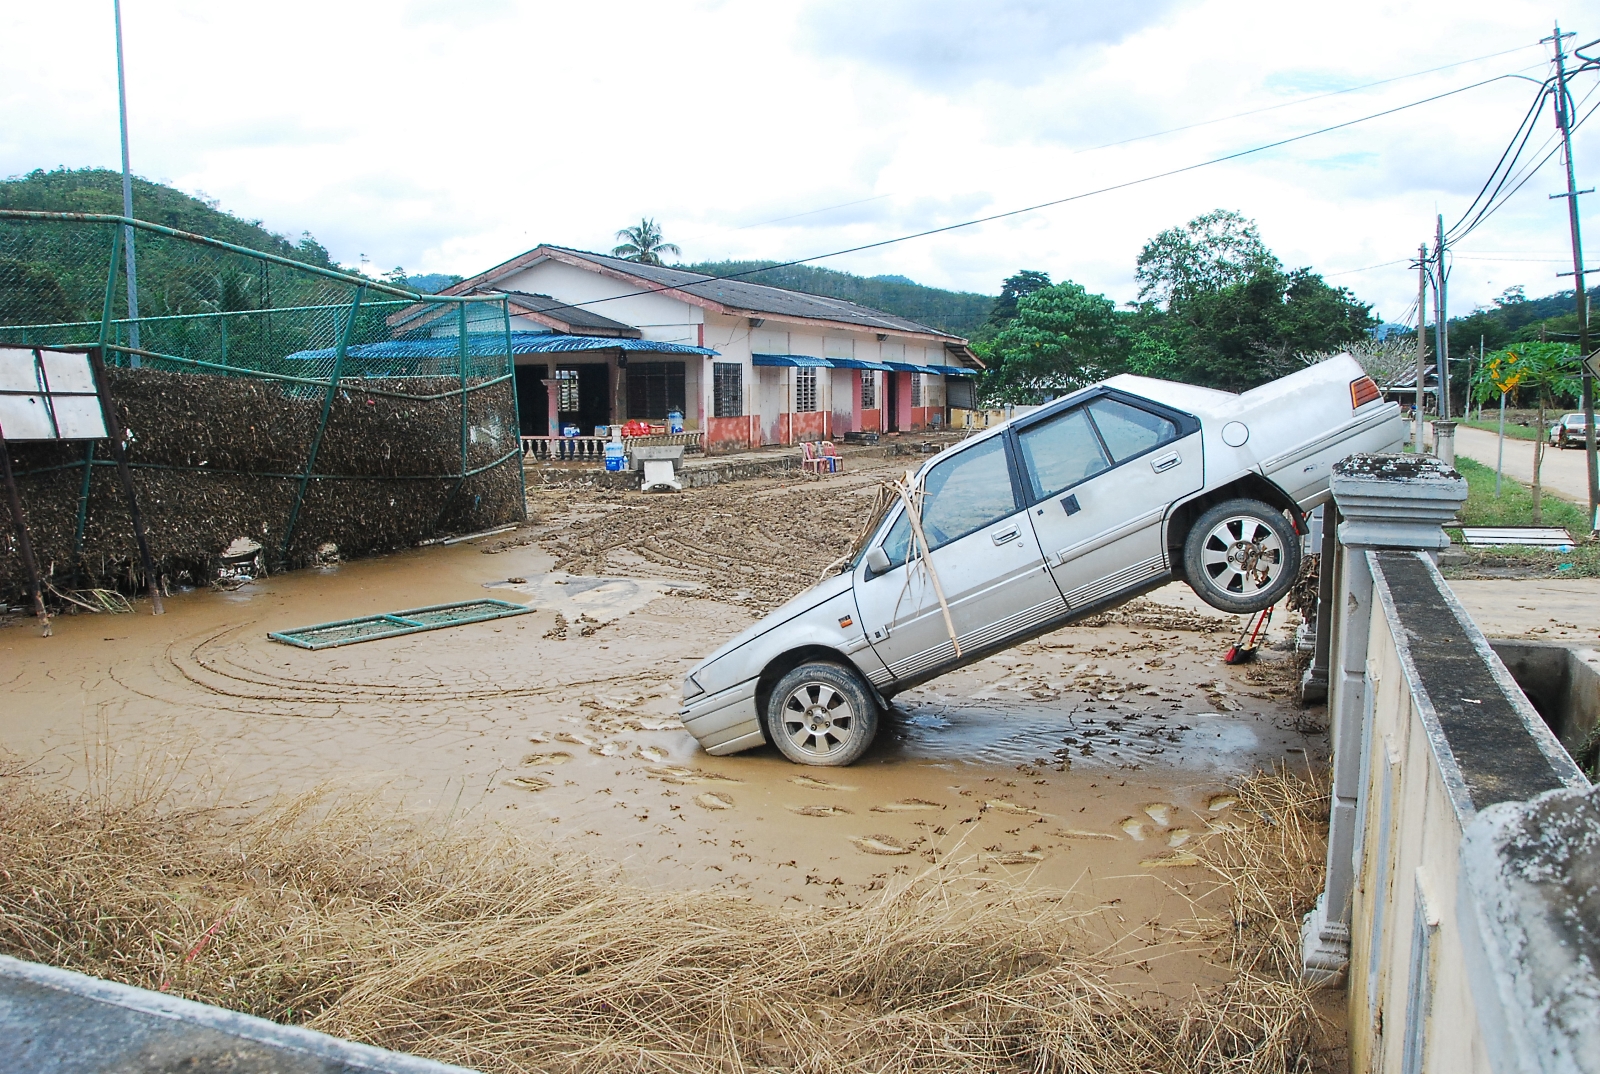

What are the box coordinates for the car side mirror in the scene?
[864,546,891,575]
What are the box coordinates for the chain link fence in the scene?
[0,211,524,602]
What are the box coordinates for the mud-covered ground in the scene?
[1,459,1327,997]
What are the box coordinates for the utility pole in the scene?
[1547,22,1598,529]
[1415,244,1428,451]
[1435,215,1450,420]
[113,0,141,362]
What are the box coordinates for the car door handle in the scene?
[1150,451,1181,474]
[992,525,1021,545]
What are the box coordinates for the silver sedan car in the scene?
[680,354,1404,765]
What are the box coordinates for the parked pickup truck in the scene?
[680,354,1404,765]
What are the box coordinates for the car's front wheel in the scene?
[1182,499,1301,614]
[765,662,878,766]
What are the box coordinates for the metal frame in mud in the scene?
[269,598,532,649]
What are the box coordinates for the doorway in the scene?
[513,363,549,436]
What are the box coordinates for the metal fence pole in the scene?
[503,297,527,522]
[459,302,469,480]
[281,285,365,563]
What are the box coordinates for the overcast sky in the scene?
[3,0,1597,325]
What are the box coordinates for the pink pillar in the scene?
[542,378,560,434]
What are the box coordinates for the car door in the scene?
[1017,393,1203,610]
[854,434,1064,686]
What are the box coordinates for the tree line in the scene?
[973,209,1377,403]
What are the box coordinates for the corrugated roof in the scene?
[499,290,640,336]
[541,247,966,340]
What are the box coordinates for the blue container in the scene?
[604,443,627,472]
[667,409,684,434]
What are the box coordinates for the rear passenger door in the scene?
[1017,393,1203,610]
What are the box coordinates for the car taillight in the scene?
[1350,376,1380,409]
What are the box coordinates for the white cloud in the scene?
[1,0,1595,323]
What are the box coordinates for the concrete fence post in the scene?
[1301,454,1467,984]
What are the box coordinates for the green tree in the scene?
[982,280,1125,403]
[1155,267,1374,392]
[0,259,75,326]
[1470,341,1579,522]
[612,218,681,265]
[1135,209,1280,307]
[984,269,1052,330]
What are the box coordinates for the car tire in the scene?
[765,662,879,766]
[1182,499,1301,614]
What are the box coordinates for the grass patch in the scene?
[1458,417,1545,442]
[0,758,1339,1074]
[1446,457,1599,579]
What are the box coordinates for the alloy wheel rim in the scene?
[1200,515,1285,597]
[781,681,856,757]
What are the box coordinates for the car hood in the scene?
[693,570,854,671]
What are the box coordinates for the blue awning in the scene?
[933,364,980,376]
[752,353,833,368]
[283,332,718,378]
[826,357,895,372]
[883,361,937,373]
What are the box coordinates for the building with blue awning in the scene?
[391,245,984,451]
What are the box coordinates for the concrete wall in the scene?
[1312,501,1597,1072]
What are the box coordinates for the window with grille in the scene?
[910,372,924,407]
[713,362,743,418]
[795,367,818,412]
[626,361,686,420]
[556,368,581,412]
[861,370,877,410]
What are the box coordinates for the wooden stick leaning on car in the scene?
[890,472,962,659]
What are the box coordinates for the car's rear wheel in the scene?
[765,662,878,766]
[1182,499,1301,614]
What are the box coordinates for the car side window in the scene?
[878,437,1017,566]
[1087,397,1179,462]
[1016,406,1110,501]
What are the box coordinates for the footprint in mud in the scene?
[1142,802,1175,827]
[790,775,855,791]
[528,733,551,745]
[985,800,1042,816]
[870,798,945,813]
[694,792,735,811]
[1140,851,1202,868]
[636,745,668,763]
[589,742,626,757]
[657,766,743,786]
[1166,827,1193,847]
[557,732,595,746]
[521,752,573,767]
[1119,817,1148,841]
[995,850,1047,865]
[1206,793,1239,812]
[850,835,913,856]
[634,717,683,731]
[789,804,853,817]
[506,776,550,792]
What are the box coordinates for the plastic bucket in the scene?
[667,410,684,434]
[604,443,627,472]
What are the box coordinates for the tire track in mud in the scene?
[104,621,679,720]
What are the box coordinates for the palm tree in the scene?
[611,218,681,266]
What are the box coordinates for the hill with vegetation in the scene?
[677,259,994,338]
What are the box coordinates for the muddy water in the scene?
[1,513,1324,997]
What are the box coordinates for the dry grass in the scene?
[0,756,1333,1073]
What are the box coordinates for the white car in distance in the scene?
[679,354,1404,766]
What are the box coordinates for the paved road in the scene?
[1452,424,1591,504]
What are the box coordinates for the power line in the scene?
[480,71,1527,321]
[1074,44,1546,155]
